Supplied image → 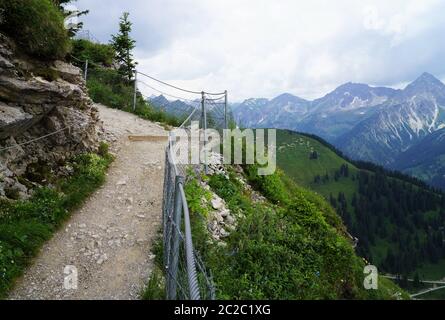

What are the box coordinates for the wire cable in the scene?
[69,54,85,63]
[70,55,226,97]
[138,80,200,106]
[179,108,198,129]
[0,117,98,152]
[70,55,111,70]
[137,71,202,95]
[204,94,226,101]
[139,91,200,111]
[207,99,226,117]
[137,71,226,96]
[0,126,71,152]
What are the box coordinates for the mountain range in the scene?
[232,72,445,189]
[148,95,196,118]
[148,95,235,128]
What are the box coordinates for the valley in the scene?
[275,130,445,290]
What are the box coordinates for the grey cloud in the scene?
[73,0,445,101]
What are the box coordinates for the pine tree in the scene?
[111,12,137,81]
[309,150,319,160]
[313,175,321,184]
[351,193,357,208]
[413,272,421,288]
[401,274,408,288]
[53,0,89,37]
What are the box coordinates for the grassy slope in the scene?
[415,258,445,281]
[417,287,445,300]
[277,130,359,198]
[276,130,445,282]
[183,166,408,300]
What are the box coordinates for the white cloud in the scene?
[363,6,385,31]
[75,0,445,101]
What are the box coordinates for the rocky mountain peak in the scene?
[416,72,442,84]
[404,72,445,97]
[337,82,369,91]
[243,97,269,107]
[271,93,308,104]
[149,94,169,106]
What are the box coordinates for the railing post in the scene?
[133,70,138,112]
[168,175,185,300]
[84,59,88,82]
[224,90,228,129]
[201,92,208,175]
[164,135,174,298]
[162,149,171,269]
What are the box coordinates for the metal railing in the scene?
[74,29,101,43]
[162,128,216,300]
[160,84,236,300]
[161,90,233,299]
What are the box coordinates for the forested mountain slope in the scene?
[276,130,445,279]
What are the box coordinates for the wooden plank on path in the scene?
[128,135,169,142]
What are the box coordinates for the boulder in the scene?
[51,60,82,84]
[211,197,224,210]
[214,212,224,223]
[225,215,235,225]
[0,75,65,105]
[220,228,229,238]
[220,209,229,218]
[0,56,14,70]
[0,102,34,139]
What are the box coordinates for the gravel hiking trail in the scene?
[9,104,168,300]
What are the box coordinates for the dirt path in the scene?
[9,104,168,300]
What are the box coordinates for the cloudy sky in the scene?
[74,0,445,102]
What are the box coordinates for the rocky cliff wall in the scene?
[0,33,101,199]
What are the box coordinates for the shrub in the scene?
[86,68,134,109]
[0,0,70,60]
[132,103,183,127]
[98,141,109,158]
[71,39,115,67]
[60,153,112,211]
[4,187,20,200]
[29,66,61,82]
[244,166,291,205]
[141,267,165,300]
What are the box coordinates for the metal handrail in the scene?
[163,131,212,300]
[179,182,200,300]
[162,87,229,300]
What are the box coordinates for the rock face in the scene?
[0,33,101,199]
